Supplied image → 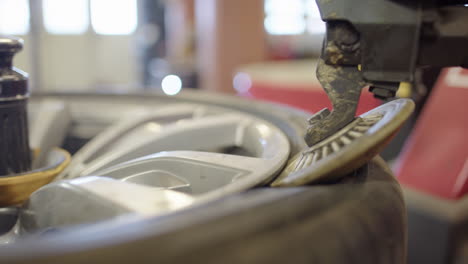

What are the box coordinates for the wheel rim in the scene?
[2,92,295,242]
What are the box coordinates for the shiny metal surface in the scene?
[20,176,194,233]
[58,103,289,183]
[55,103,290,197]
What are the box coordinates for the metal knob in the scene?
[0,36,31,176]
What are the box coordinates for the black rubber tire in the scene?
[1,156,406,264]
[4,92,406,263]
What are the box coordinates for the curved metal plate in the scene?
[272,99,414,187]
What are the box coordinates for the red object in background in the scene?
[397,68,468,200]
[246,81,380,115]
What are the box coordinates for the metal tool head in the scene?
[304,58,367,146]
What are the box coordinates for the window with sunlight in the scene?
[264,0,306,35]
[0,0,30,35]
[264,0,325,35]
[306,0,325,34]
[43,0,89,35]
[90,0,138,35]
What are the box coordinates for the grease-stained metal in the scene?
[304,58,366,146]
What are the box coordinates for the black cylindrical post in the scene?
[0,36,31,176]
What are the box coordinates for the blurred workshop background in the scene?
[1,0,467,263]
[1,0,326,94]
[0,0,411,160]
